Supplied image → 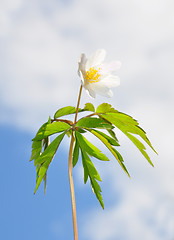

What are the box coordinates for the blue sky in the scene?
[0,125,115,240]
[0,0,174,239]
[0,126,71,240]
[0,124,100,240]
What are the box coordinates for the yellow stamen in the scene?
[85,67,101,83]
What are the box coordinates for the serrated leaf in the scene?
[102,112,146,142]
[33,122,70,141]
[34,132,66,194]
[30,140,42,161]
[42,136,50,150]
[48,116,52,124]
[88,129,130,177]
[76,117,113,129]
[80,148,104,208]
[30,122,49,161]
[107,129,118,141]
[54,106,83,119]
[84,103,95,112]
[36,163,40,182]
[54,106,76,118]
[92,129,120,146]
[100,112,157,161]
[77,128,86,133]
[72,137,80,167]
[75,131,109,161]
[126,132,154,166]
[42,137,50,194]
[96,103,117,113]
[90,177,104,209]
[112,148,124,162]
[81,149,89,183]
[33,122,48,141]
[35,132,66,165]
[80,149,102,182]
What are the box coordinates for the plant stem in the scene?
[68,84,83,240]
[79,112,97,120]
[74,85,83,124]
[51,118,73,125]
[68,133,78,240]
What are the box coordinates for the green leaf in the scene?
[66,129,72,138]
[42,136,50,150]
[91,129,120,146]
[30,117,53,161]
[48,116,52,124]
[100,112,157,162]
[30,122,49,161]
[126,132,154,166]
[76,117,113,129]
[80,148,104,209]
[107,129,118,141]
[112,148,124,162]
[88,129,130,177]
[35,132,66,165]
[80,149,102,182]
[33,122,70,141]
[44,172,47,194]
[84,103,95,112]
[90,177,104,209]
[36,163,40,182]
[75,131,109,161]
[30,140,42,162]
[54,106,83,119]
[77,128,86,133]
[96,103,117,113]
[42,137,50,194]
[34,132,66,194]
[54,106,76,118]
[101,112,144,141]
[31,123,47,141]
[81,149,89,183]
[72,137,80,167]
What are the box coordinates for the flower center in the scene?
[85,67,101,83]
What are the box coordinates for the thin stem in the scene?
[68,85,83,240]
[79,112,97,120]
[51,118,73,125]
[74,85,83,124]
[68,133,78,240]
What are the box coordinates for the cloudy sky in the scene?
[0,0,174,239]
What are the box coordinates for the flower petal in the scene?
[87,88,96,98]
[92,85,113,98]
[100,75,120,88]
[86,49,106,70]
[79,71,85,85]
[78,53,87,76]
[78,53,87,65]
[84,84,96,98]
[100,61,122,74]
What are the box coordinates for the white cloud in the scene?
[1,0,174,239]
[1,0,174,130]
[82,184,174,240]
[0,0,22,36]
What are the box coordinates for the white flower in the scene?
[78,49,121,98]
